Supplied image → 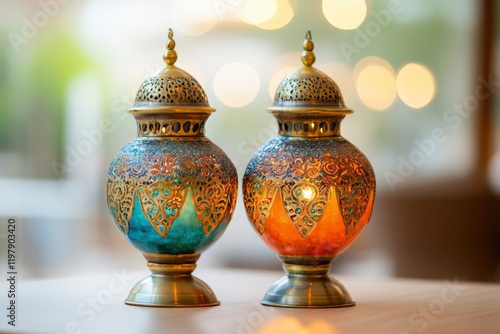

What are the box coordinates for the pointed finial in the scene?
[302,30,316,67]
[163,28,178,66]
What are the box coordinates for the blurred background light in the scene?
[237,0,277,25]
[269,66,296,99]
[268,52,301,99]
[257,317,338,334]
[354,56,397,111]
[256,0,294,30]
[213,62,260,108]
[396,63,436,109]
[319,62,355,103]
[177,58,207,89]
[322,0,367,30]
[171,0,218,36]
[1,0,498,286]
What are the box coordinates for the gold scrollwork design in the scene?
[138,181,187,237]
[243,137,375,238]
[106,139,237,239]
[106,179,135,234]
[243,179,279,234]
[193,181,228,236]
[281,182,329,238]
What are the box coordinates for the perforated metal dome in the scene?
[273,66,345,108]
[269,31,350,113]
[130,29,214,113]
[134,67,210,107]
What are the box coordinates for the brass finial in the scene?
[302,30,316,67]
[163,28,178,66]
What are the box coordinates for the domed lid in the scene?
[129,29,214,115]
[268,31,351,115]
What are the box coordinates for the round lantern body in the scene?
[244,137,375,256]
[107,138,236,256]
[243,31,376,307]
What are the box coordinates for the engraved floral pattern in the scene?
[243,137,375,237]
[244,179,278,234]
[106,138,238,237]
[138,180,187,237]
[280,182,329,238]
[106,180,135,234]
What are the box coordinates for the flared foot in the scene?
[262,255,355,308]
[125,254,219,307]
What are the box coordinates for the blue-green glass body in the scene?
[106,138,238,255]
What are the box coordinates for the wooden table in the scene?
[1,268,499,334]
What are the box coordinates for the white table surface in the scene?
[1,268,499,334]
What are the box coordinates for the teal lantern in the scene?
[106,29,238,307]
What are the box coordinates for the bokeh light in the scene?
[396,63,436,109]
[322,0,367,30]
[238,0,278,25]
[213,62,260,108]
[256,0,294,30]
[354,57,397,111]
[171,0,218,36]
[258,317,339,334]
[176,59,207,89]
[319,62,355,103]
[268,52,301,99]
[269,66,296,99]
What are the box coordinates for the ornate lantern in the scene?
[106,29,238,307]
[243,31,376,307]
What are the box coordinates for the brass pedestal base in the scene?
[262,255,355,308]
[125,254,219,307]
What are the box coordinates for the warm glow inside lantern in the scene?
[243,31,376,307]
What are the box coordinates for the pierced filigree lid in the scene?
[129,29,214,114]
[269,31,351,114]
